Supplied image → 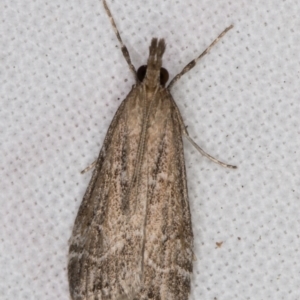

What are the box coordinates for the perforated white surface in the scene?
[1,0,300,299]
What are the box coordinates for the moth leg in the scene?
[183,131,237,169]
[167,25,233,89]
[81,160,97,174]
[103,0,138,81]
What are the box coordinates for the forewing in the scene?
[68,86,193,300]
[68,85,145,300]
[138,89,193,299]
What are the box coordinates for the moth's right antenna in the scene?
[168,25,233,89]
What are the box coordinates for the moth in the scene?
[68,1,236,299]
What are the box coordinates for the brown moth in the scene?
[68,1,236,299]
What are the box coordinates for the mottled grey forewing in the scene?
[68,85,193,300]
[68,85,144,299]
[138,89,193,299]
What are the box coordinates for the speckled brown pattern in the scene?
[68,1,235,299]
[68,38,193,300]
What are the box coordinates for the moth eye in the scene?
[137,65,147,82]
[160,67,169,86]
[137,65,169,86]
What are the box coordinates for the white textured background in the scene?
[1,0,300,299]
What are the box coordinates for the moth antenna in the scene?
[168,25,233,89]
[103,0,137,80]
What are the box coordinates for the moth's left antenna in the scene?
[103,0,138,81]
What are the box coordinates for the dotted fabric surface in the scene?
[1,0,300,299]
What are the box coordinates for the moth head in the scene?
[138,38,169,87]
[137,65,169,87]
